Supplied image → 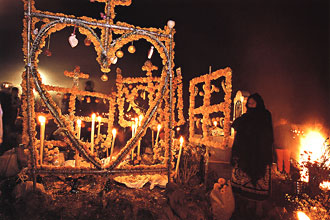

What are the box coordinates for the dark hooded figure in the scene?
[230,93,274,206]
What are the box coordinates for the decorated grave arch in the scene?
[21,0,181,186]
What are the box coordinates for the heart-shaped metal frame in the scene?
[23,5,175,179]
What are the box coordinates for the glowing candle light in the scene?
[296,211,310,220]
[131,124,135,138]
[97,116,102,138]
[137,115,143,157]
[91,113,96,153]
[213,121,218,127]
[110,128,117,157]
[38,115,46,165]
[75,119,82,166]
[175,136,184,178]
[76,119,81,140]
[155,124,161,146]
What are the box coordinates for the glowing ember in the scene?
[319,181,330,191]
[299,130,327,182]
[297,211,310,220]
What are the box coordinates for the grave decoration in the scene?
[21,0,180,188]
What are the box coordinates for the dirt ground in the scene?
[0,171,300,220]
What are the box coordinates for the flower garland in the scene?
[188,67,232,149]
[21,0,176,173]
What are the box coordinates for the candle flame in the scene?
[38,115,46,124]
[97,116,101,122]
[179,136,184,145]
[213,121,218,127]
[92,113,96,119]
[77,119,81,126]
[157,124,161,131]
[138,115,143,126]
[112,128,117,136]
[297,211,310,220]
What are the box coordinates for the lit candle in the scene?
[38,116,46,165]
[110,128,117,157]
[137,115,143,157]
[75,119,82,166]
[91,113,96,153]
[131,124,135,138]
[213,121,218,127]
[155,124,161,146]
[175,136,184,178]
[76,119,81,140]
[97,116,101,138]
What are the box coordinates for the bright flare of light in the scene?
[38,71,51,85]
[319,181,330,191]
[77,119,81,126]
[299,130,327,182]
[157,124,161,131]
[213,121,218,127]
[112,128,117,136]
[297,211,310,220]
[179,136,184,145]
[38,115,46,124]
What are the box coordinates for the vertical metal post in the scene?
[25,0,37,191]
[167,30,174,182]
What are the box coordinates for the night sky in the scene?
[0,0,329,127]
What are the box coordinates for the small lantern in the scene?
[116,50,124,58]
[128,44,136,53]
[101,73,108,82]
[44,49,52,57]
[84,37,91,46]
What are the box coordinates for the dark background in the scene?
[0,0,329,127]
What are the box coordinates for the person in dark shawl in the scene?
[230,93,274,217]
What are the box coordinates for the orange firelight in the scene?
[298,129,327,182]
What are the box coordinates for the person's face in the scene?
[247,98,257,108]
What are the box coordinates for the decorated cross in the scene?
[142,60,158,77]
[64,66,89,88]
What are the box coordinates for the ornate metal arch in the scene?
[23,0,175,181]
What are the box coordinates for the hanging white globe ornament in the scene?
[167,20,175,29]
[147,46,154,59]
[68,33,78,48]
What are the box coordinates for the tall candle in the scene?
[131,124,135,138]
[75,119,82,166]
[38,116,46,165]
[91,113,96,153]
[97,116,101,138]
[137,115,143,157]
[76,119,81,140]
[155,124,161,146]
[152,129,154,148]
[110,128,116,157]
[175,136,184,178]
[131,121,136,160]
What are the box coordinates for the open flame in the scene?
[298,129,327,182]
[297,211,310,220]
[319,181,330,191]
